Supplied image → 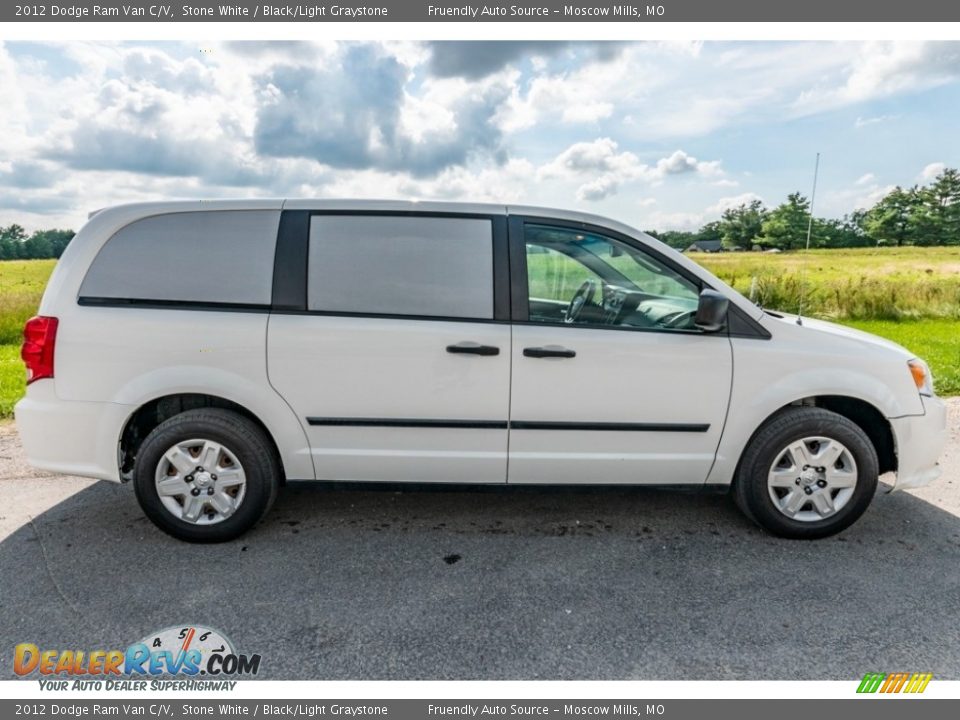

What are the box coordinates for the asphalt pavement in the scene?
[2,400,959,680]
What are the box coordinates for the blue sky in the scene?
[0,40,958,231]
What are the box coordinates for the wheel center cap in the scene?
[800,470,819,485]
[195,471,213,488]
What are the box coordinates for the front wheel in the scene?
[133,408,281,543]
[733,407,879,539]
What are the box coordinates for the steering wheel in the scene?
[564,279,599,324]
[662,309,696,329]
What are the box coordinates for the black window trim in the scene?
[508,214,770,340]
[77,296,271,313]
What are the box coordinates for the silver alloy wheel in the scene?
[767,436,858,523]
[154,439,247,525]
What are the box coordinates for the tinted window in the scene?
[308,215,494,319]
[80,210,280,305]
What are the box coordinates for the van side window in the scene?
[79,210,280,306]
[307,215,494,320]
[524,224,701,331]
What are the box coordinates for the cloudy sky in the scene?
[1,40,958,232]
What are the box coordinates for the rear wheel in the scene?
[733,407,878,539]
[133,408,281,542]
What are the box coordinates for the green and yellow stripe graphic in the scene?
[857,672,932,694]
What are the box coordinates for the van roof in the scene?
[87,198,645,238]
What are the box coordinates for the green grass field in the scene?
[0,259,56,417]
[0,250,958,417]
[694,246,960,321]
[0,343,24,417]
[694,247,960,395]
[693,247,960,395]
[845,318,960,398]
[0,259,55,345]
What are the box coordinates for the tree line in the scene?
[649,166,960,251]
[0,225,74,260]
[1,167,958,259]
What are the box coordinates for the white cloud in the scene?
[641,193,764,232]
[539,140,726,202]
[656,150,699,175]
[920,162,946,182]
[821,179,896,216]
[576,176,621,202]
[796,42,960,113]
[656,151,724,178]
[644,210,706,232]
[496,48,649,132]
[854,184,896,210]
[705,193,764,215]
[1,40,958,231]
[539,138,642,178]
[0,43,29,157]
[855,115,895,128]
[537,138,647,201]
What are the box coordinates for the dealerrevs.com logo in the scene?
[857,672,933,694]
[14,626,260,691]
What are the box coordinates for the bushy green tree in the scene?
[28,229,75,258]
[759,193,813,250]
[645,222,722,250]
[0,224,28,260]
[644,229,697,250]
[863,186,920,246]
[910,168,960,246]
[719,199,766,250]
[695,220,723,245]
[819,214,870,248]
[0,225,74,259]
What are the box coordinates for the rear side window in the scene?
[80,210,280,305]
[307,215,494,319]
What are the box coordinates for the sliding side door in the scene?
[268,211,512,484]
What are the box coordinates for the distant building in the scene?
[685,239,723,253]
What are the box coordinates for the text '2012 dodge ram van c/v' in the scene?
[16,200,947,542]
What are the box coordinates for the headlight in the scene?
[908,359,934,396]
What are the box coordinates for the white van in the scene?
[15,200,946,542]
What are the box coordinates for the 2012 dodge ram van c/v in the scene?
[16,200,947,542]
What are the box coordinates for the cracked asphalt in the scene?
[2,400,959,680]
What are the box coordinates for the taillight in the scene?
[21,316,58,384]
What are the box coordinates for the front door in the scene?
[268,212,511,483]
[508,220,733,485]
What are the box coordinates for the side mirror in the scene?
[694,289,729,332]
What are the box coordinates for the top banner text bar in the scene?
[5,1,960,22]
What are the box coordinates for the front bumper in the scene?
[14,380,133,483]
[889,395,948,491]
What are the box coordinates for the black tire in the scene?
[133,408,281,543]
[733,407,878,539]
